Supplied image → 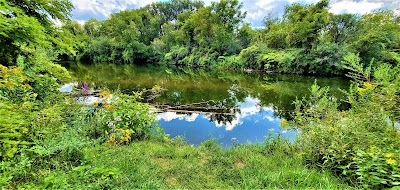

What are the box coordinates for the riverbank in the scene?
[84,140,352,189]
[2,64,398,189]
[2,0,399,189]
[14,138,351,189]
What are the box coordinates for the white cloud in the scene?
[70,0,398,27]
[157,112,199,122]
[76,20,86,25]
[329,1,383,14]
[206,97,276,131]
[264,116,275,122]
[288,0,319,3]
[71,0,157,20]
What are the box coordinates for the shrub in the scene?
[215,55,243,70]
[0,65,33,101]
[292,54,400,188]
[239,45,262,69]
[163,45,190,65]
[258,49,299,73]
[85,91,158,143]
[305,42,347,75]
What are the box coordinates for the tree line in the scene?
[2,0,399,75]
[48,0,400,75]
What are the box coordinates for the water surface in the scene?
[62,62,349,147]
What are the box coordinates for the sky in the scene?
[70,0,400,27]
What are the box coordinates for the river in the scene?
[62,62,350,147]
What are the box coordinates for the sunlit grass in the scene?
[84,139,351,189]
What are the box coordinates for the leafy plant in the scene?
[292,55,400,188]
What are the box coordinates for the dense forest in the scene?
[53,0,400,75]
[1,0,400,189]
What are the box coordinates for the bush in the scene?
[215,55,243,70]
[259,49,299,73]
[82,90,158,144]
[292,54,400,188]
[239,45,262,69]
[0,54,122,187]
[0,64,33,101]
[305,42,347,75]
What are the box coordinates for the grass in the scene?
[84,139,352,189]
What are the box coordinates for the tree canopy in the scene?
[0,0,73,65]
[50,0,400,76]
[1,0,400,75]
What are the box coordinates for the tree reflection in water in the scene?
[63,62,350,145]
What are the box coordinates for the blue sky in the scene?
[70,0,400,27]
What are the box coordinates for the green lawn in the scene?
[84,140,351,189]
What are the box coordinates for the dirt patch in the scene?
[234,161,246,169]
[200,154,209,165]
[151,158,172,170]
[165,176,179,186]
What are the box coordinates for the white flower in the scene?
[115,116,122,121]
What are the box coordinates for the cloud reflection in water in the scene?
[157,96,296,147]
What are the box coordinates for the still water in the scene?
[62,62,349,147]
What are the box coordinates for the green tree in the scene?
[80,19,101,61]
[211,0,246,33]
[237,24,254,49]
[284,0,330,49]
[324,13,359,44]
[0,0,73,65]
[349,11,400,65]
[145,0,204,24]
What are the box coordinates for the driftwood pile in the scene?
[151,100,239,115]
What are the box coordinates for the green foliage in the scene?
[0,52,157,188]
[283,0,330,49]
[239,45,262,69]
[324,13,359,45]
[349,11,400,65]
[292,57,400,188]
[0,75,159,188]
[259,49,299,73]
[215,55,242,70]
[342,52,372,82]
[37,165,120,189]
[2,0,400,188]
[83,140,350,189]
[103,93,157,142]
[163,45,190,65]
[0,101,31,160]
[305,42,348,75]
[0,0,73,65]
[47,0,400,76]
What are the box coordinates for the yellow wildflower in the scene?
[384,153,394,158]
[106,136,116,144]
[280,119,288,128]
[363,82,374,90]
[357,82,375,94]
[104,104,115,111]
[357,87,366,94]
[99,89,112,102]
[386,158,396,165]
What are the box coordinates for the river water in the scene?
[62,62,350,147]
